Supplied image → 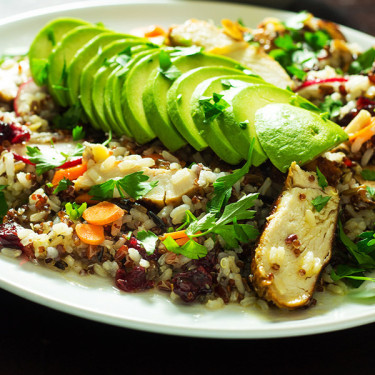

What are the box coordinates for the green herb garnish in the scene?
[0,185,8,221]
[349,47,375,74]
[72,125,86,141]
[361,169,375,181]
[53,178,73,195]
[162,236,208,260]
[158,50,181,81]
[316,167,328,189]
[26,146,67,175]
[136,230,159,255]
[311,195,331,212]
[88,172,158,200]
[53,102,82,130]
[319,96,343,119]
[198,92,230,123]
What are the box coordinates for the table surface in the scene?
[1,1,375,374]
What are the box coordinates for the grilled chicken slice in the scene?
[168,19,293,89]
[75,152,199,208]
[251,162,340,309]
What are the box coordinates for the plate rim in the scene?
[1,0,375,339]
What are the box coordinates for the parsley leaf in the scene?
[104,46,132,68]
[53,178,73,195]
[311,195,331,212]
[316,167,328,189]
[319,96,343,119]
[53,102,82,130]
[136,230,159,255]
[198,92,230,123]
[349,47,375,74]
[162,236,208,260]
[169,46,203,58]
[65,202,87,221]
[30,58,49,85]
[158,50,181,81]
[72,125,86,141]
[88,172,158,200]
[366,186,375,199]
[361,169,375,181]
[206,139,255,215]
[26,146,66,175]
[0,185,8,221]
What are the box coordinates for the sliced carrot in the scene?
[349,118,375,142]
[82,201,124,226]
[160,230,188,241]
[76,223,104,245]
[52,163,87,186]
[144,25,165,38]
[75,193,98,205]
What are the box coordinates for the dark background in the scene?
[2,1,375,374]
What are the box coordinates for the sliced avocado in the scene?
[167,54,250,151]
[104,49,157,137]
[92,44,151,135]
[66,32,131,106]
[145,51,257,151]
[48,25,107,107]
[80,38,143,130]
[217,84,294,166]
[254,103,349,172]
[122,50,162,144]
[29,18,90,85]
[191,74,265,164]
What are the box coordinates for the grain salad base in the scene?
[1,9,375,315]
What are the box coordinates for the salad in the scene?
[1,11,375,311]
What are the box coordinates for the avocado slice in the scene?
[80,38,143,130]
[217,84,294,166]
[191,74,265,164]
[65,32,131,106]
[254,103,349,172]
[103,48,157,137]
[47,25,107,107]
[29,18,90,86]
[92,44,152,135]
[121,50,162,144]
[145,51,254,152]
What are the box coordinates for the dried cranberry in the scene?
[0,122,30,144]
[193,251,217,273]
[357,96,375,115]
[0,222,23,250]
[115,266,153,293]
[172,266,213,303]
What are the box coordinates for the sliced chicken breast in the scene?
[251,162,340,309]
[168,19,293,89]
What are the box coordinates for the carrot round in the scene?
[349,118,375,142]
[75,193,98,205]
[52,163,87,186]
[76,223,104,245]
[82,201,124,226]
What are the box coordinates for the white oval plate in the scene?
[1,0,375,339]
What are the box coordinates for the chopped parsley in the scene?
[316,167,328,189]
[88,172,158,200]
[162,236,208,260]
[0,185,8,221]
[53,178,73,195]
[269,14,331,80]
[53,102,82,130]
[361,169,375,181]
[198,92,230,123]
[72,125,86,141]
[311,195,331,212]
[136,230,159,255]
[104,46,132,68]
[366,186,375,199]
[206,139,255,215]
[349,47,375,74]
[26,144,84,175]
[158,50,181,81]
[65,202,87,221]
[30,58,49,85]
[319,96,343,119]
